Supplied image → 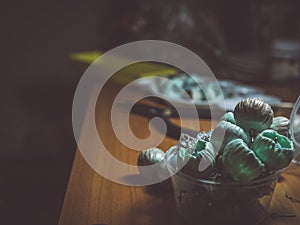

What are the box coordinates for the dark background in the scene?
[1,0,300,224]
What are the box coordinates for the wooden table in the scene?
[59,82,300,225]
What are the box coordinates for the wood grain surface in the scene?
[59,82,300,225]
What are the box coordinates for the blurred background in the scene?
[1,0,300,224]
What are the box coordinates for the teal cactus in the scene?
[270,116,290,137]
[211,120,249,154]
[252,129,294,170]
[220,111,236,124]
[222,139,265,182]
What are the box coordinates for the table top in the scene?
[59,81,300,225]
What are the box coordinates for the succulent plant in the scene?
[234,98,273,133]
[270,116,290,137]
[220,111,236,124]
[252,129,294,170]
[211,120,249,154]
[222,139,265,182]
[140,97,294,189]
[137,147,165,166]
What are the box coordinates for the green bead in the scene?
[222,139,265,183]
[252,129,294,170]
[220,112,236,124]
[194,139,206,153]
[234,98,273,133]
[211,120,249,154]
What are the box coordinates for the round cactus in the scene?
[211,120,249,154]
[222,139,265,182]
[252,129,294,170]
[234,98,273,133]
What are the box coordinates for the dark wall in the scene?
[1,1,103,225]
[2,0,102,159]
